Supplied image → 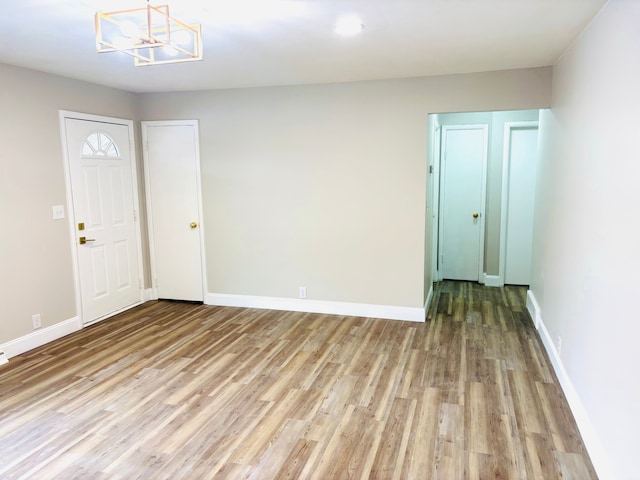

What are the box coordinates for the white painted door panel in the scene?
[440,126,487,281]
[65,118,141,323]
[504,125,538,285]
[144,122,204,301]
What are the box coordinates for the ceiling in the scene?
[0,0,607,93]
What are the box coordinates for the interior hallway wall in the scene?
[424,114,438,304]
[531,1,640,477]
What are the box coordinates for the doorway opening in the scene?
[426,109,542,290]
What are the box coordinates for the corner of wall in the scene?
[0,316,82,360]
[526,290,614,480]
[424,283,434,315]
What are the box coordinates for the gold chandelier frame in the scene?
[95,3,202,66]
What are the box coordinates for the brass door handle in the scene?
[190,222,198,229]
[79,236,95,245]
[472,213,479,219]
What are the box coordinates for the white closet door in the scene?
[143,121,205,301]
[440,125,488,281]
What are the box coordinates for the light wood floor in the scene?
[0,281,597,479]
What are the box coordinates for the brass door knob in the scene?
[79,236,95,245]
[190,222,198,229]
[472,213,479,219]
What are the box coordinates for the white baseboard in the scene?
[527,290,614,480]
[144,288,154,301]
[483,274,504,287]
[206,293,426,322]
[424,283,434,317]
[526,289,541,329]
[0,316,81,360]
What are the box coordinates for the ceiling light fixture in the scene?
[95,1,202,67]
[334,15,364,36]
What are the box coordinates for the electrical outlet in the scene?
[299,287,307,299]
[557,336,562,355]
[52,205,65,220]
[32,313,41,330]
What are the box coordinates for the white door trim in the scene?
[141,120,207,301]
[499,121,539,286]
[58,110,145,325]
[437,124,489,282]
[431,122,442,282]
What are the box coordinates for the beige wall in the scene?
[0,63,140,344]
[139,68,551,309]
[531,0,640,477]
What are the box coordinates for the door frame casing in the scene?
[59,110,145,325]
[430,120,442,282]
[499,120,539,286]
[437,124,489,282]
[141,120,207,301]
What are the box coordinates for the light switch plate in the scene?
[52,205,65,220]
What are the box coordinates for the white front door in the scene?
[502,122,539,285]
[143,121,205,301]
[439,125,488,281]
[63,116,143,324]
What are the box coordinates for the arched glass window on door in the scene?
[82,131,119,157]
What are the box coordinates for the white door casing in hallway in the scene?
[61,114,143,324]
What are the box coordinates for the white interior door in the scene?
[143,121,205,301]
[439,125,488,281]
[502,122,539,285]
[63,116,142,324]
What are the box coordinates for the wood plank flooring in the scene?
[0,281,597,479]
